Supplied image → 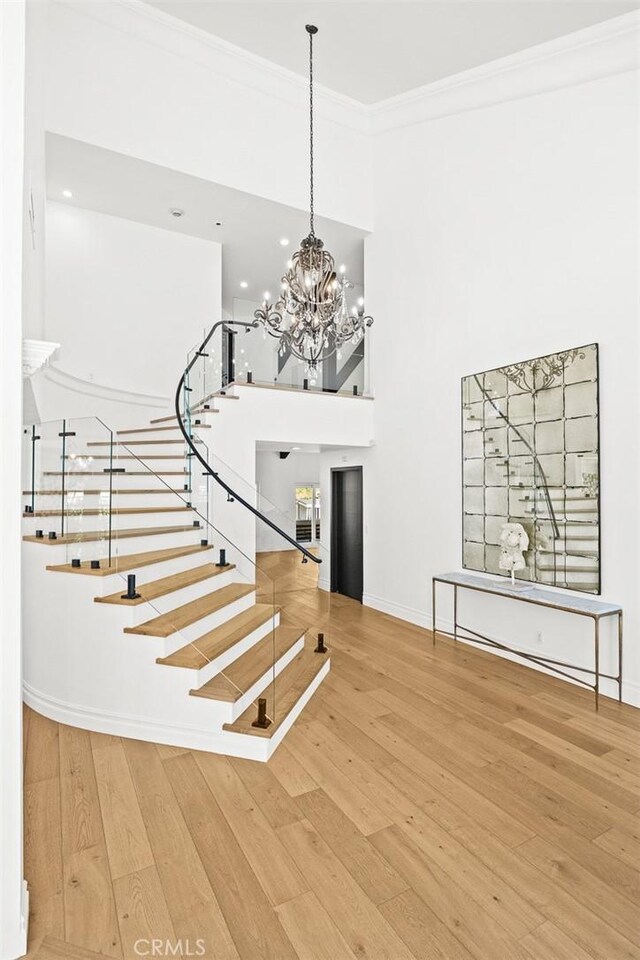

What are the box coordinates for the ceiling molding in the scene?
[53,0,370,135]
[370,10,640,134]
[50,3,639,142]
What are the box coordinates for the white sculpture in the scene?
[499,522,529,586]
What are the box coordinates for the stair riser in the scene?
[227,635,306,723]
[93,530,205,554]
[27,530,205,560]
[78,457,190,471]
[159,591,256,651]
[22,510,197,534]
[114,570,239,623]
[25,492,192,509]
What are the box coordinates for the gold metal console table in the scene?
[432,572,622,710]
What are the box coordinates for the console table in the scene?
[432,572,622,710]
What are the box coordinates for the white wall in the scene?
[365,65,639,702]
[203,386,373,569]
[44,0,371,231]
[40,202,221,420]
[0,1,28,955]
[22,0,48,342]
[256,450,320,552]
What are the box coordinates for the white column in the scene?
[0,0,28,957]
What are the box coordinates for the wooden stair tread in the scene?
[24,505,192,517]
[223,644,329,738]
[95,562,235,605]
[47,544,212,576]
[24,524,197,545]
[23,488,190,495]
[117,425,210,434]
[157,603,278,669]
[124,582,255,637]
[190,626,306,702]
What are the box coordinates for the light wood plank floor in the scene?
[23,552,640,960]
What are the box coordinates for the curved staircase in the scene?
[22,406,331,761]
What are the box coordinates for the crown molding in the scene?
[370,10,640,134]
[49,3,639,141]
[52,0,370,135]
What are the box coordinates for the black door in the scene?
[331,467,363,602]
[222,326,235,387]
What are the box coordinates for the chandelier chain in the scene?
[253,23,373,371]
[309,26,314,237]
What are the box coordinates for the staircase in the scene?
[22,402,331,761]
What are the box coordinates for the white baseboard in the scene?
[363,594,640,708]
[363,592,431,629]
[20,881,29,956]
[23,656,334,760]
[23,681,270,761]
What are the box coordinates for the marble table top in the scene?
[433,571,621,617]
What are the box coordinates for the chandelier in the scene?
[254,24,373,371]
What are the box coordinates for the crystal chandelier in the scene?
[254,24,373,371]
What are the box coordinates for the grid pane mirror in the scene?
[462,343,600,594]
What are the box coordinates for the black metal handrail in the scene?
[175,321,321,564]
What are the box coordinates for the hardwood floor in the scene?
[23,551,640,960]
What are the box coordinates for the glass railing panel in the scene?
[22,418,64,532]
[220,319,370,396]
[180,321,337,726]
[63,417,115,566]
[99,444,279,728]
[197,448,330,728]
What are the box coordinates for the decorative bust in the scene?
[499,522,529,584]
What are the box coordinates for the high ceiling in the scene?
[45,134,366,314]
[144,0,637,104]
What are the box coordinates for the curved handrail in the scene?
[175,321,322,564]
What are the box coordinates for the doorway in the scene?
[222,324,235,387]
[331,466,363,602]
[295,484,321,543]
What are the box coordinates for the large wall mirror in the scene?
[462,343,600,594]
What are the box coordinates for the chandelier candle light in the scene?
[254,24,373,372]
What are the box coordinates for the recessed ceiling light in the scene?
[280,238,289,246]
[62,190,73,198]
[169,208,184,218]
[240,281,248,289]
